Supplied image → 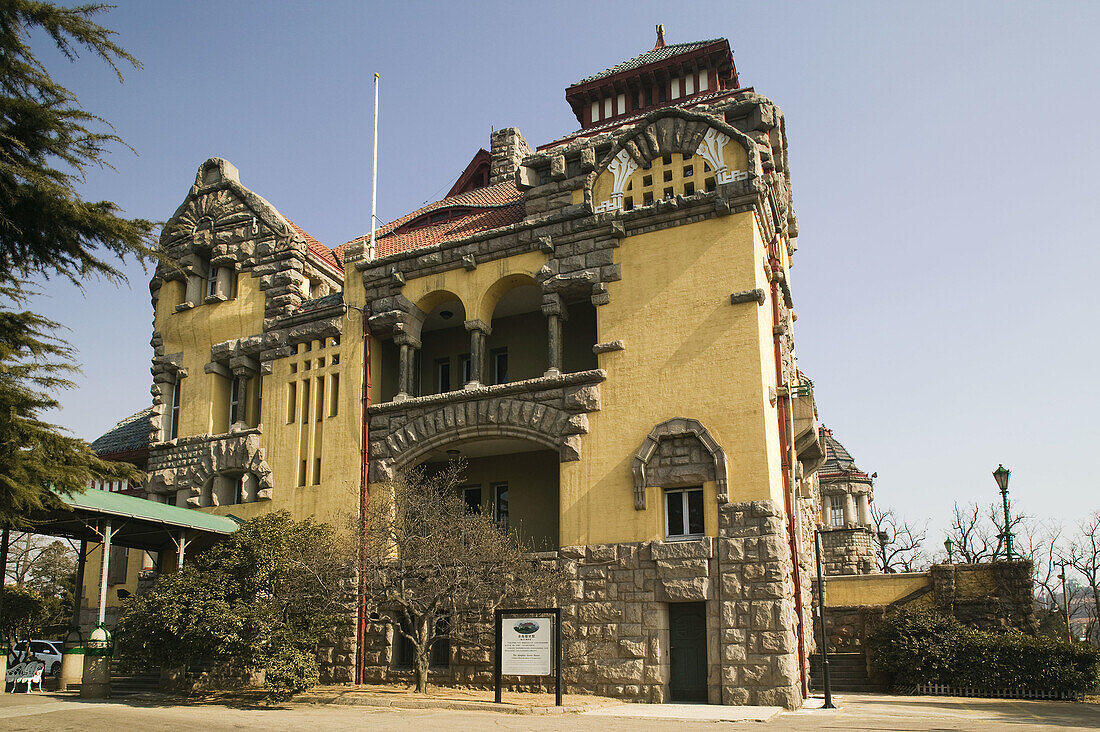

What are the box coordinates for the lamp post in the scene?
[944,537,954,564]
[1058,561,1072,642]
[992,464,1014,561]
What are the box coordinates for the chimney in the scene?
[489,127,532,186]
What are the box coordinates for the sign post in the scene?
[494,608,562,706]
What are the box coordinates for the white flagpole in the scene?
[369,72,380,261]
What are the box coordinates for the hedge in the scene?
[869,607,1100,696]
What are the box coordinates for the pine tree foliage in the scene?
[0,2,155,524]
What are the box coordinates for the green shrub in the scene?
[869,607,1100,695]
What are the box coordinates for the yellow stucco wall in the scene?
[155,276,265,439]
[824,572,931,607]
[559,212,782,546]
[154,264,364,526]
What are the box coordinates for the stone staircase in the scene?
[809,652,887,693]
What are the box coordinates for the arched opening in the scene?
[380,291,468,401]
[199,470,259,507]
[416,436,560,551]
[485,283,544,383]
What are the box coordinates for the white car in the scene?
[9,640,63,677]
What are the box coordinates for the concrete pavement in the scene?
[0,689,1098,730]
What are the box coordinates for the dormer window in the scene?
[398,208,466,233]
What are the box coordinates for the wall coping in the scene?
[368,369,606,415]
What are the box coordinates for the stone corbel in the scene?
[730,288,766,305]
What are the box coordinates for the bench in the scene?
[5,661,45,693]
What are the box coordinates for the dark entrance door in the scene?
[669,602,708,702]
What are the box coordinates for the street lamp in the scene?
[944,537,954,564]
[992,464,1014,561]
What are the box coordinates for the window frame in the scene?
[492,482,509,530]
[829,495,844,527]
[491,348,508,385]
[664,486,705,540]
[168,376,181,440]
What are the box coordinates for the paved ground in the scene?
[1,691,1098,730]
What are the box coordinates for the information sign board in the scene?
[501,617,552,676]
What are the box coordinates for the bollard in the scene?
[80,624,112,698]
[59,629,84,692]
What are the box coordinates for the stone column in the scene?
[184,272,203,306]
[843,492,856,526]
[241,473,258,503]
[464,320,491,388]
[820,494,831,526]
[542,293,566,377]
[545,314,562,376]
[231,370,250,428]
[394,334,421,401]
[215,265,233,299]
[857,493,871,527]
[396,343,410,401]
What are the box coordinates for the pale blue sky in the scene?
[27,1,1100,543]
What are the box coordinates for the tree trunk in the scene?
[415,616,430,693]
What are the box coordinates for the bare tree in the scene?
[946,502,1028,564]
[871,503,928,573]
[1069,511,1100,647]
[362,463,564,693]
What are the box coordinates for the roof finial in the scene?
[653,24,666,50]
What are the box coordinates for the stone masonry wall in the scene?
[820,527,876,576]
[351,498,805,708]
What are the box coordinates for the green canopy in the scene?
[16,487,241,552]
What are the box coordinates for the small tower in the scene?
[817,429,877,575]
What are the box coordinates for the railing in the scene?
[914,683,1084,701]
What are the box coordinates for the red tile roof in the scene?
[341,181,524,259]
[288,219,343,277]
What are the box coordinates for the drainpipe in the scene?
[355,307,373,684]
[768,243,808,700]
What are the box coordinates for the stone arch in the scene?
[475,272,539,325]
[631,418,728,510]
[146,432,273,506]
[370,398,586,482]
[584,107,762,212]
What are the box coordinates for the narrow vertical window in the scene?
[616,93,625,115]
[698,68,709,92]
[829,496,844,527]
[463,486,482,514]
[685,74,694,95]
[314,457,322,485]
[590,100,600,123]
[329,373,339,416]
[491,348,508,385]
[301,380,311,424]
[603,97,612,119]
[493,483,509,530]
[671,77,681,99]
[168,376,181,440]
[298,459,307,487]
[665,487,704,538]
[436,358,451,393]
[255,377,262,426]
[460,354,471,385]
[287,382,297,423]
[229,376,241,424]
[316,376,324,422]
[206,267,219,298]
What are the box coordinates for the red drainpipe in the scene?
[768,242,808,699]
[354,308,372,685]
